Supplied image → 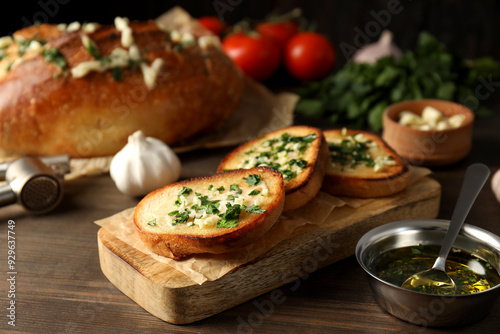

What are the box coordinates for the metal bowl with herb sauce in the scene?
[356,219,500,327]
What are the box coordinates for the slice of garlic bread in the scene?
[322,128,409,198]
[134,167,284,259]
[217,126,329,211]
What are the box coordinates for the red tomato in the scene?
[222,33,281,82]
[284,32,336,81]
[198,16,226,36]
[256,21,299,50]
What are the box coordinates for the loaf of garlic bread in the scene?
[133,167,284,259]
[0,18,243,157]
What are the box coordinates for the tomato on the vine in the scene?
[256,20,299,50]
[284,32,336,81]
[222,33,281,82]
[198,16,226,36]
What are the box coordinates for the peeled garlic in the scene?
[110,130,181,196]
[399,111,423,127]
[398,107,466,130]
[421,106,443,128]
[352,30,403,64]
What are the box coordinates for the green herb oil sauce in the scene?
[370,244,500,295]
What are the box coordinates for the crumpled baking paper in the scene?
[95,166,431,285]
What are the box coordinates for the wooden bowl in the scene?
[382,99,474,166]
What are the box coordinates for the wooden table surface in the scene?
[1,106,499,333]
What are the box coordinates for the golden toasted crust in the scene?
[322,129,409,198]
[217,126,328,211]
[133,167,285,260]
[0,21,243,157]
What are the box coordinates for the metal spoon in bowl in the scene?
[401,163,490,293]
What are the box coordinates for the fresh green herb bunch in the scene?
[295,32,499,131]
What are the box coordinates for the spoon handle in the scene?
[433,163,491,271]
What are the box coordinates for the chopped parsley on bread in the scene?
[133,167,284,259]
[322,128,409,198]
[217,126,329,211]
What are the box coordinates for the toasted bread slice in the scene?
[134,167,284,259]
[322,129,409,198]
[217,126,329,211]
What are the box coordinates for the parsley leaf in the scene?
[147,218,157,226]
[208,185,214,191]
[288,159,308,169]
[270,163,281,170]
[197,195,220,214]
[86,43,100,59]
[246,205,266,214]
[243,174,261,186]
[230,184,242,194]
[171,209,189,225]
[206,204,221,214]
[42,48,67,68]
[217,186,225,192]
[281,133,291,142]
[302,134,317,143]
[248,190,261,196]
[112,67,123,82]
[179,186,193,196]
[245,148,256,155]
[217,203,243,228]
[411,247,422,255]
[281,169,297,180]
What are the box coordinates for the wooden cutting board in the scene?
[97,176,441,324]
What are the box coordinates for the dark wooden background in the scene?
[2,0,500,66]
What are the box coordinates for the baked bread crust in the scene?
[133,167,284,259]
[0,21,243,157]
[322,129,409,198]
[217,126,329,211]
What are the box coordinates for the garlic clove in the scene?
[448,114,466,128]
[421,106,443,127]
[399,111,422,127]
[492,169,500,204]
[435,120,450,131]
[110,130,181,196]
[352,30,403,64]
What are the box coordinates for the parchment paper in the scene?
[95,166,431,285]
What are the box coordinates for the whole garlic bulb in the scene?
[492,169,500,204]
[110,130,181,196]
[352,30,403,64]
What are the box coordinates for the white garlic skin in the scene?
[492,169,500,204]
[110,130,181,196]
[352,30,403,64]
